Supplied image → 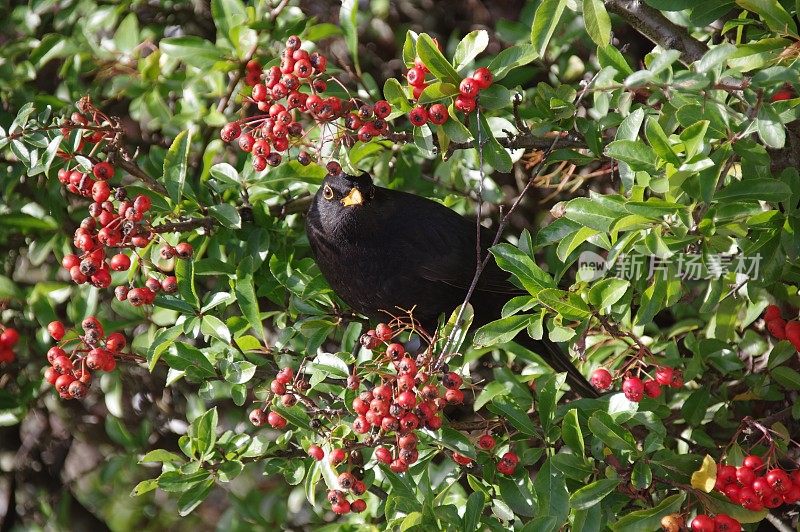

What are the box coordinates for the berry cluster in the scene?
[55,106,193,307]
[44,318,126,399]
[714,455,800,511]
[688,513,741,532]
[248,366,297,429]
[247,320,520,514]
[590,365,683,401]
[405,63,493,126]
[221,35,400,171]
[0,327,20,363]
[762,304,800,350]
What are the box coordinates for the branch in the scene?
[151,197,310,233]
[605,0,708,64]
[447,132,586,156]
[111,155,168,195]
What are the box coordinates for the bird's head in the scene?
[317,171,375,210]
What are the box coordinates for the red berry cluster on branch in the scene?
[405,63,493,127]
[590,365,683,401]
[762,304,800,350]
[44,318,128,399]
[0,327,20,363]
[249,366,296,429]
[714,455,800,511]
[221,35,401,172]
[688,513,741,532]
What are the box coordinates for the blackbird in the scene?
[306,171,598,397]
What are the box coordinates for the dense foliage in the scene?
[2,0,800,530]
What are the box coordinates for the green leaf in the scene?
[562,409,585,455]
[211,0,247,46]
[531,0,567,58]
[488,397,537,436]
[772,366,800,389]
[473,314,531,346]
[536,373,566,432]
[417,82,459,104]
[473,380,512,411]
[757,105,786,148]
[209,204,241,229]
[570,478,620,509]
[114,13,140,52]
[131,479,158,496]
[235,260,265,342]
[564,197,623,231]
[645,117,680,166]
[597,45,633,77]
[487,44,539,81]
[533,458,569,526]
[140,449,184,464]
[604,140,659,172]
[462,492,485,532]
[682,389,711,425]
[490,243,556,296]
[475,115,512,172]
[201,315,231,343]
[735,0,797,35]
[416,33,460,85]
[583,0,611,47]
[160,37,225,68]
[175,257,199,309]
[696,43,737,73]
[588,279,630,309]
[713,179,791,203]
[611,493,686,531]
[537,289,591,321]
[163,343,216,379]
[223,360,256,384]
[453,30,489,71]
[158,470,212,493]
[164,130,192,204]
[587,411,637,452]
[339,0,360,74]
[383,77,411,112]
[177,478,214,516]
[189,407,218,457]
[433,427,477,459]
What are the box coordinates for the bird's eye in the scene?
[323,185,334,200]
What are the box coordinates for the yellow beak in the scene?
[341,187,363,207]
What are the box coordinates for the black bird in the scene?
[306,171,598,397]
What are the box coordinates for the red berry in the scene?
[590,368,613,390]
[133,195,151,213]
[62,254,80,270]
[175,242,193,259]
[276,367,294,384]
[406,66,426,87]
[91,180,110,202]
[45,366,59,384]
[375,323,393,341]
[386,342,405,359]
[106,332,126,352]
[445,388,464,404]
[765,468,791,493]
[643,379,662,399]
[389,459,408,473]
[767,318,787,339]
[714,514,742,532]
[622,376,644,402]
[47,321,66,341]
[763,304,782,321]
[221,122,241,142]
[374,100,391,118]
[459,77,479,98]
[742,455,763,470]
[374,446,392,464]
[161,276,178,293]
[55,374,76,395]
[114,285,129,301]
[428,103,448,125]
[736,466,756,486]
[329,447,346,465]
[763,490,784,508]
[654,366,674,386]
[267,411,287,429]
[786,320,800,349]
[68,380,88,399]
[408,106,428,127]
[350,498,366,513]
[472,67,493,89]
[739,487,763,510]
[308,445,324,461]
[249,408,267,426]
[331,500,350,514]
[772,89,793,102]
[477,434,495,450]
[92,161,115,181]
[442,372,462,389]
[454,95,476,113]
[452,452,473,466]
[109,253,131,271]
[689,515,715,532]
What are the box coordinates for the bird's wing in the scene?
[383,190,523,296]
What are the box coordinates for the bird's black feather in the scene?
[306,172,598,397]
